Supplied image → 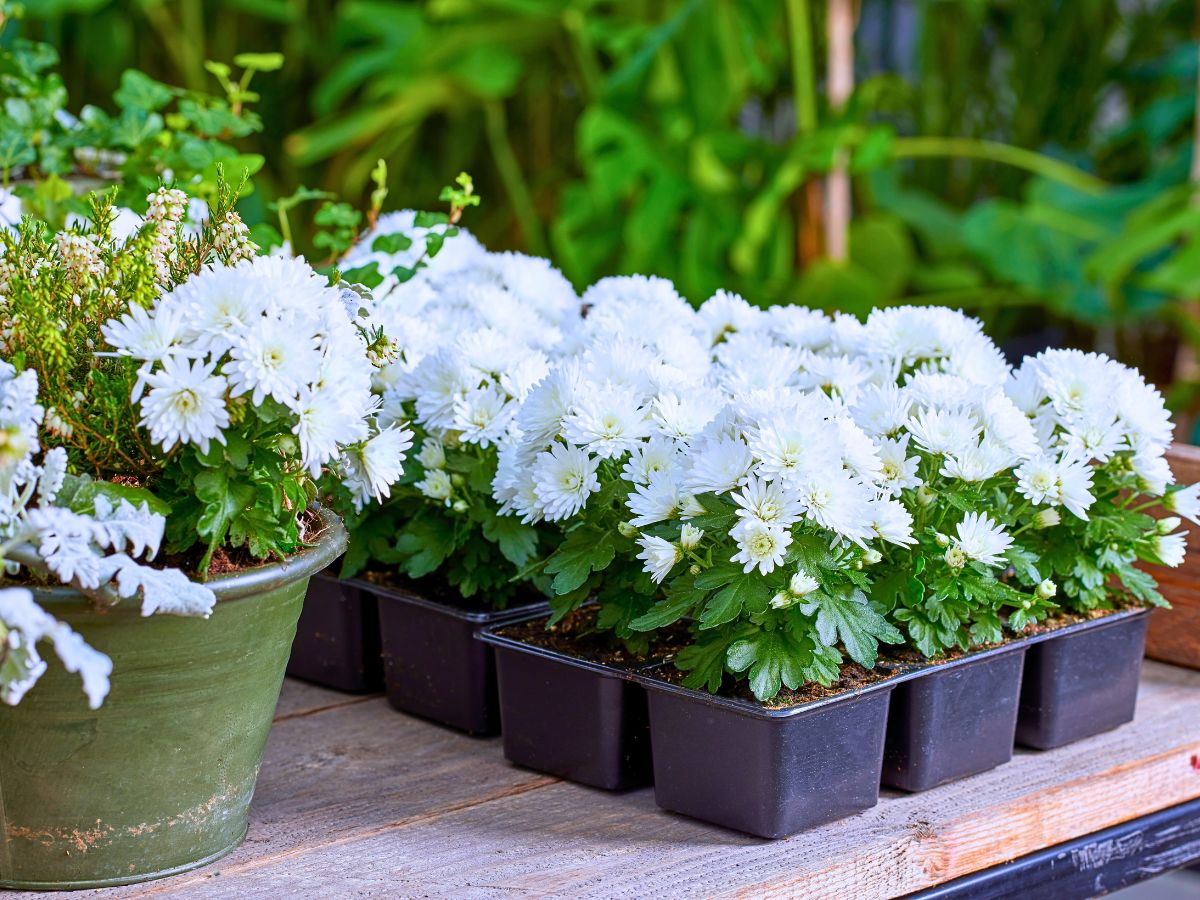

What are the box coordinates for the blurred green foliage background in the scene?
[13,0,1200,416]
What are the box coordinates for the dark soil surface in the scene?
[653,660,897,710]
[496,606,691,670]
[360,568,543,614]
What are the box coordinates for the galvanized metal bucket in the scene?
[0,508,346,890]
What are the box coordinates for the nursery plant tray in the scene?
[122,662,1200,896]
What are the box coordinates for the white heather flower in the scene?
[952,511,1013,568]
[637,534,682,584]
[679,523,704,550]
[533,442,600,521]
[1165,483,1200,526]
[732,475,803,529]
[139,355,229,453]
[225,317,321,408]
[417,468,453,504]
[342,426,413,510]
[730,518,791,575]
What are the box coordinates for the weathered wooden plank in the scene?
[909,796,1200,899]
[41,661,1200,900]
[270,678,377,720]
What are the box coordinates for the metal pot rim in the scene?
[28,506,348,605]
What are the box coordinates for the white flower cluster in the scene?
[347,217,582,507]
[102,255,411,508]
[0,362,217,709]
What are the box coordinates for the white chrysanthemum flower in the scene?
[1132,449,1173,496]
[940,441,1011,483]
[796,474,875,544]
[453,384,515,448]
[732,475,803,529]
[870,498,916,546]
[563,384,652,459]
[417,468,453,504]
[685,435,754,495]
[851,382,912,437]
[627,472,685,527]
[1149,531,1187,567]
[679,523,704,550]
[750,418,842,484]
[417,438,446,470]
[907,407,980,457]
[952,511,1013,568]
[1165,483,1200,526]
[730,518,791,575]
[225,316,321,408]
[621,437,679,486]
[341,426,414,510]
[139,355,229,453]
[877,435,922,497]
[637,534,682,584]
[652,390,720,441]
[293,385,363,478]
[532,442,600,521]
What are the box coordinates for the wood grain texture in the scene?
[13,661,1199,899]
[1150,444,1200,669]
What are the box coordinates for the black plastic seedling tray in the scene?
[1016,608,1149,749]
[375,583,548,735]
[881,642,1026,792]
[635,665,896,839]
[479,606,1151,838]
[485,634,654,790]
[287,571,384,693]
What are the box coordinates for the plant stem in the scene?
[890,137,1108,195]
[485,101,547,257]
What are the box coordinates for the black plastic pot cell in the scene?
[287,571,383,693]
[375,583,548,735]
[480,624,652,790]
[1016,609,1150,750]
[637,671,894,839]
[882,644,1025,792]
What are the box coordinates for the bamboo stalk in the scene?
[825,0,855,263]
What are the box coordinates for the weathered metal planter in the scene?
[287,570,383,693]
[0,509,347,891]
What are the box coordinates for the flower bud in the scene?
[784,572,813,598]
[450,473,465,488]
[944,546,967,570]
[935,532,950,548]
[1035,579,1057,600]
[1033,508,1061,530]
[1157,516,1182,535]
[417,440,445,470]
[617,521,639,539]
[769,591,794,610]
[451,499,469,514]
[862,548,882,566]
[688,564,701,576]
[917,486,937,508]
[679,524,704,550]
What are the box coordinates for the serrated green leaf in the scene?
[543,527,615,594]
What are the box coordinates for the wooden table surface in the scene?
[21,661,1200,900]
